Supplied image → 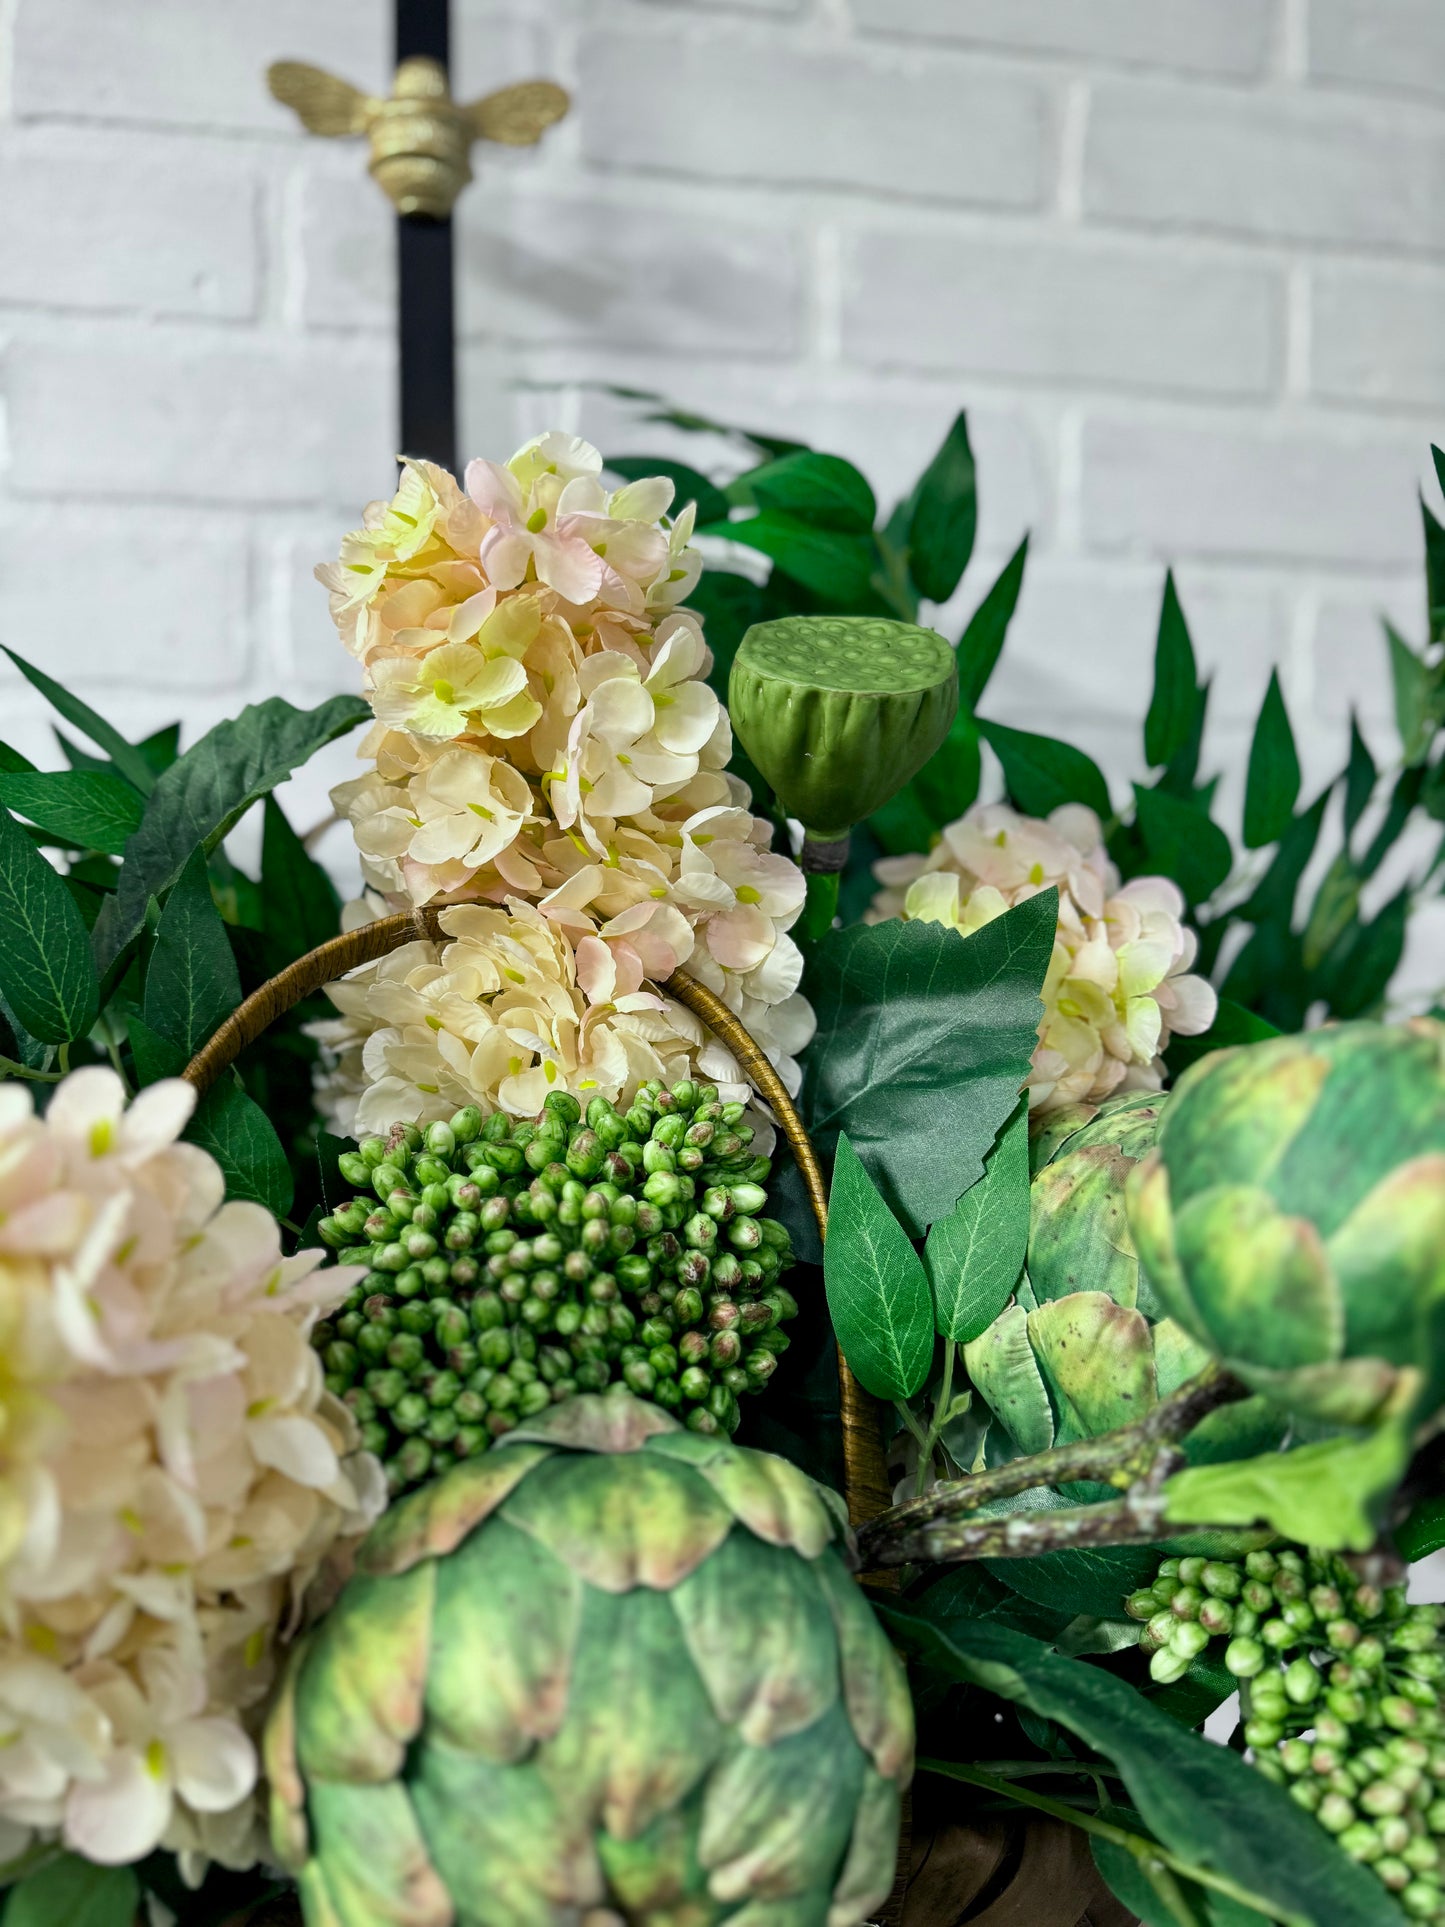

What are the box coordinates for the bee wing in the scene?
[465,80,570,147]
[267,62,378,137]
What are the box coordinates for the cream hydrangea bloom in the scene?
[0,1071,383,1878]
[317,432,811,1100]
[309,901,760,1139]
[870,801,1216,1112]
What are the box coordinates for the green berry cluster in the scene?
[313,1082,797,1496]
[1128,1548,1445,1919]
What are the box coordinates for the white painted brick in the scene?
[0,510,251,689]
[851,0,1275,78]
[1309,1,1445,104]
[1082,421,1428,568]
[3,337,394,507]
[1084,83,1445,253]
[0,135,257,318]
[14,0,386,133]
[301,173,804,357]
[1312,585,1426,738]
[1312,265,1445,408]
[843,232,1282,398]
[577,29,1051,207]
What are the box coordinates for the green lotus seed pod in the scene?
[728,615,958,842]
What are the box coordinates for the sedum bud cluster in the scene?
[313,1082,797,1495]
[1127,1548,1445,1919]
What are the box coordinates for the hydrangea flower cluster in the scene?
[870,801,1216,1113]
[317,435,813,1123]
[0,1072,383,1879]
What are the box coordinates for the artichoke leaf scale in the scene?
[1169,1184,1341,1372]
[825,1767,903,1927]
[296,1564,437,1784]
[360,1443,553,1578]
[962,1304,1055,1456]
[669,1528,840,1747]
[1155,1037,1329,1197]
[424,1517,582,1760]
[305,1778,453,1927]
[500,1452,734,1593]
[1025,1293,1158,1444]
[814,1554,914,1782]
[1325,1152,1445,1374]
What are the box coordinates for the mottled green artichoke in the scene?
[314,1082,797,1494]
[1127,1019,1445,1427]
[267,1395,913,1927]
[964,1092,1215,1454]
[728,616,957,843]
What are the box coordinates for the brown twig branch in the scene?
[858,1365,1247,1570]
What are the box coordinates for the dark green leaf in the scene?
[802,897,1054,1237]
[728,450,877,534]
[93,693,369,978]
[985,1523,1160,1621]
[142,845,242,1057]
[1144,571,1198,771]
[1238,787,1330,924]
[128,1013,186,1087]
[623,392,809,459]
[699,512,878,604]
[906,1561,1075,1644]
[1313,884,1409,1019]
[955,536,1028,712]
[0,986,50,1069]
[1132,786,1233,908]
[890,1618,1397,1927]
[1387,622,1434,765]
[979,719,1111,821]
[137,721,182,776]
[824,1132,933,1399]
[187,1074,294,1216]
[1146,1651,1237,1733]
[907,411,977,604]
[1300,851,1362,972]
[3,648,155,794]
[603,455,730,528]
[55,731,111,775]
[1424,462,1445,645]
[866,777,955,860]
[0,771,143,857]
[1397,1493,1445,1564]
[0,807,99,1043]
[925,1098,1029,1341]
[2,1855,140,1927]
[687,570,775,706]
[1163,997,1279,1080]
[261,797,341,965]
[1343,713,1377,842]
[0,742,37,776]
[1242,669,1301,848]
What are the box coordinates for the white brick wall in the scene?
[1,0,1442,986]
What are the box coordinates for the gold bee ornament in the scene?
[267,55,569,219]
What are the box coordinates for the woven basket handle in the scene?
[181,909,890,1524]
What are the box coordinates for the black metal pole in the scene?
[395,0,458,472]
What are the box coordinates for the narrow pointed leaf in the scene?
[0,805,99,1043]
[955,535,1028,711]
[3,647,156,794]
[1387,622,1434,765]
[699,511,877,603]
[925,1098,1029,1341]
[1132,785,1233,908]
[1242,669,1301,848]
[824,1133,934,1399]
[979,719,1111,821]
[261,795,341,965]
[1343,713,1377,841]
[1143,571,1198,771]
[1424,462,1445,644]
[907,411,977,603]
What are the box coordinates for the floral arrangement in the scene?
[0,410,1440,1927]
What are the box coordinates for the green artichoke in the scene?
[267,1394,913,1927]
[964,1093,1216,1454]
[1127,1019,1445,1427]
[314,1082,797,1494]
[728,615,957,844]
